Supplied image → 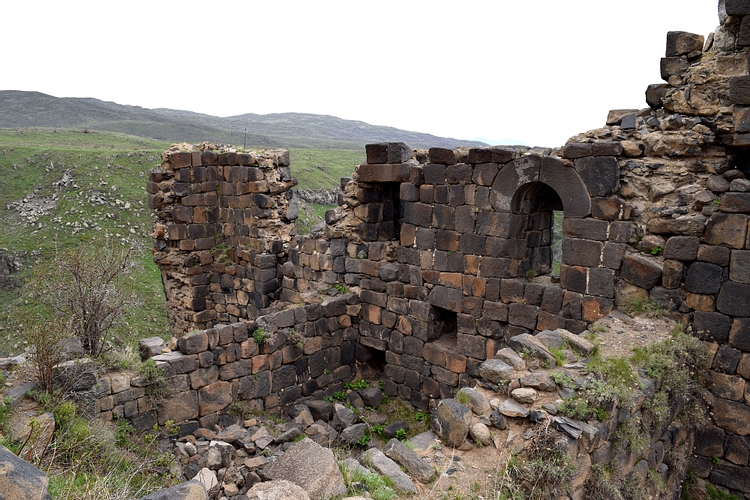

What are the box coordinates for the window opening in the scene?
[431,306,457,347]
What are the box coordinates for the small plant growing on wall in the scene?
[288,328,304,349]
[253,326,270,345]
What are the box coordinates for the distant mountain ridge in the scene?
[0,90,487,150]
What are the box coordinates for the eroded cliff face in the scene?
[148,3,750,497]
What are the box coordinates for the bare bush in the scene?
[20,315,72,393]
[29,241,141,356]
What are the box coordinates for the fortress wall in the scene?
[146,2,750,495]
[96,296,360,428]
[148,147,297,336]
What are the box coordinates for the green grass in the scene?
[289,148,362,190]
[296,202,337,235]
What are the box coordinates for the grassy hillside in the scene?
[0,129,171,355]
[0,128,363,355]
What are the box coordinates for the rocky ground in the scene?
[0,310,684,500]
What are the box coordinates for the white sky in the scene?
[2,1,720,147]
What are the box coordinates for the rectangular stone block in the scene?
[704,213,749,249]
[428,148,457,165]
[508,303,539,330]
[358,163,410,183]
[562,238,603,267]
[563,217,609,241]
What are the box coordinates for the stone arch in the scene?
[490,155,591,217]
[487,154,591,276]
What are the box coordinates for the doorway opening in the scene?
[510,182,564,277]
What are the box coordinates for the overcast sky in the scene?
[2,1,719,147]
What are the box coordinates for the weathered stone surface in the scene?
[562,142,592,159]
[693,311,732,343]
[496,399,530,418]
[720,192,750,212]
[431,399,471,447]
[384,438,435,483]
[0,445,51,500]
[661,57,690,81]
[717,282,750,317]
[429,148,457,165]
[494,347,526,370]
[663,236,700,261]
[198,381,231,416]
[177,331,208,355]
[710,461,750,493]
[606,109,639,126]
[427,285,463,313]
[704,213,749,249]
[158,390,199,425]
[362,448,417,494]
[713,398,750,437]
[730,250,750,284]
[469,422,492,446]
[490,155,541,212]
[140,337,166,360]
[511,388,538,404]
[456,387,491,415]
[727,0,750,16]
[478,358,515,384]
[260,438,346,500]
[538,156,591,217]
[535,329,595,355]
[647,216,706,236]
[574,157,619,197]
[508,334,556,366]
[138,480,207,500]
[666,31,704,57]
[661,260,684,289]
[520,372,557,392]
[245,480,310,500]
[713,345,742,374]
[204,441,235,470]
[339,423,369,445]
[646,84,671,108]
[731,76,750,106]
[685,262,724,295]
[620,254,662,290]
[730,318,750,352]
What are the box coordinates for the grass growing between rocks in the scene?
[340,462,397,500]
[559,325,708,428]
[30,399,178,500]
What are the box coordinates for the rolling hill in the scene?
[0,90,487,150]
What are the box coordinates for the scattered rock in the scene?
[362,448,417,495]
[260,437,347,500]
[138,480,207,500]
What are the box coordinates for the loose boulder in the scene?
[259,437,346,500]
[0,445,51,500]
[431,398,471,447]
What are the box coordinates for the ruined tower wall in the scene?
[148,147,297,336]
[148,2,750,495]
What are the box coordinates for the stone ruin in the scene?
[133,1,750,497]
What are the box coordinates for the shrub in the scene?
[28,241,141,356]
[253,327,269,345]
[20,315,71,392]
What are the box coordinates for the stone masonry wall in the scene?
[148,2,750,496]
[95,295,360,429]
[148,145,298,336]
